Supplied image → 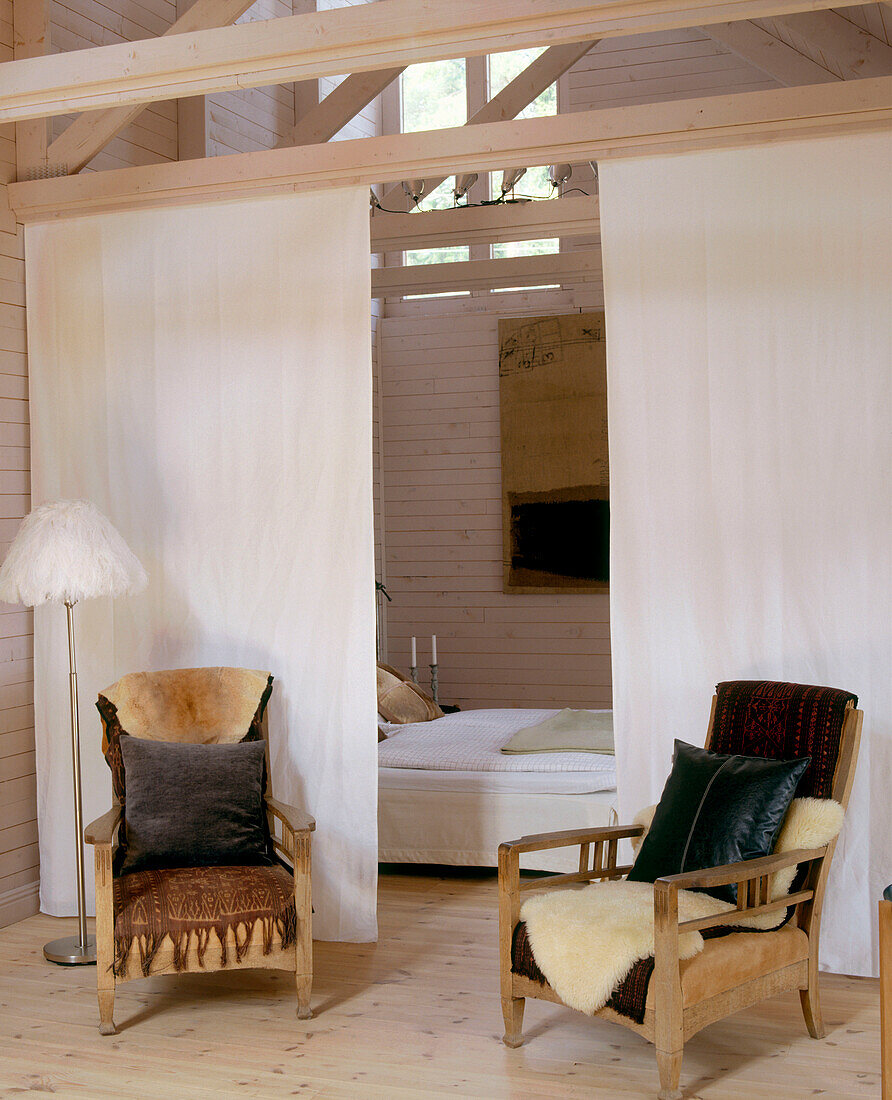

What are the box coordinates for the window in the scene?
[492,238,559,260]
[400,60,466,219]
[488,50,557,205]
[399,61,469,275]
[395,52,562,291]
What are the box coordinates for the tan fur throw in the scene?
[522,796,844,1016]
[376,662,443,724]
[101,667,272,745]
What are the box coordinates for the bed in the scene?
[378,708,617,873]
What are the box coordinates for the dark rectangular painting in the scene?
[499,312,609,593]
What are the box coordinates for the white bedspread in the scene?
[377,708,615,787]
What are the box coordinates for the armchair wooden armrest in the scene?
[84,804,123,848]
[654,847,825,934]
[500,823,644,856]
[265,795,315,867]
[499,824,644,896]
[265,796,315,835]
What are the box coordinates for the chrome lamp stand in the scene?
[43,601,96,966]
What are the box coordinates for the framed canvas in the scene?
[499,311,609,594]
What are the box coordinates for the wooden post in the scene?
[498,844,524,1047]
[881,898,892,1100]
[94,846,116,1035]
[653,879,684,1100]
[293,831,313,1020]
[12,0,49,180]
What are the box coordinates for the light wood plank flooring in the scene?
[0,869,881,1099]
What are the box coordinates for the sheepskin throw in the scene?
[520,796,844,1017]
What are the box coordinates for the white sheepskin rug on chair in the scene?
[520,796,845,1016]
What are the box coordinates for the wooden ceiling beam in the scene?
[778,10,892,78]
[45,0,258,174]
[371,250,601,297]
[370,195,598,252]
[291,68,405,147]
[9,78,892,224]
[380,39,598,210]
[702,19,839,83]
[0,0,871,125]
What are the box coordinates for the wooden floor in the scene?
[0,869,881,1099]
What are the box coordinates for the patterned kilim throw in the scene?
[711,681,857,799]
[512,680,857,1023]
[113,863,297,976]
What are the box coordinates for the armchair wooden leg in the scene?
[94,847,116,1035]
[293,832,313,1020]
[800,969,825,1039]
[295,973,313,1020]
[656,1048,683,1100]
[98,986,116,1036]
[501,995,525,1048]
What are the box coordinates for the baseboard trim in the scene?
[0,880,40,928]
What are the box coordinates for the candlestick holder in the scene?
[430,663,439,703]
[410,664,418,684]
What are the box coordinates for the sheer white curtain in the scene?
[25,189,378,941]
[600,131,891,976]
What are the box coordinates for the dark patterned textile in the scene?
[711,681,857,799]
[511,920,655,1023]
[113,863,296,977]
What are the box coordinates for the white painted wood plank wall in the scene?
[206,0,294,157]
[0,0,36,927]
[379,290,613,711]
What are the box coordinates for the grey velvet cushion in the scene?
[118,737,271,875]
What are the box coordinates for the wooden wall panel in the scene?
[0,12,35,926]
[566,27,777,110]
[207,0,294,156]
[379,295,613,711]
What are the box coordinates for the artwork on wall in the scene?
[498,311,609,594]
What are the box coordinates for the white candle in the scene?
[410,636,417,666]
[431,634,437,664]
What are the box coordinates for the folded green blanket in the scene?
[500,709,614,755]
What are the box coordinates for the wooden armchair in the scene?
[499,681,862,1100]
[85,667,314,1034]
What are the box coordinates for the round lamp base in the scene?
[44,935,96,965]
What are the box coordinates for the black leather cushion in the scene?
[627,740,809,904]
[118,737,271,874]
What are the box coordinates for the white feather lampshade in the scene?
[0,499,146,607]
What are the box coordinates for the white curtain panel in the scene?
[25,189,378,941]
[600,131,891,977]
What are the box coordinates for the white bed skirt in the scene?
[378,783,617,873]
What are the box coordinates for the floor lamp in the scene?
[0,500,146,965]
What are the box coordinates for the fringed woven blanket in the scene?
[521,797,843,1017]
[113,863,296,977]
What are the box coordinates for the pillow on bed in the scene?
[376,663,444,724]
